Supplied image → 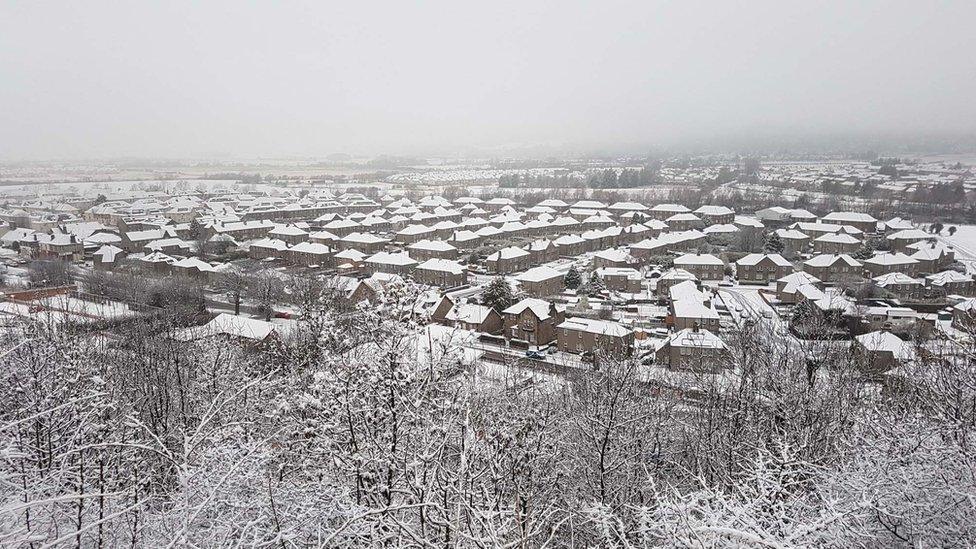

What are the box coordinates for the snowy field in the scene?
[939,225,976,273]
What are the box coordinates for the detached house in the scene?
[502,298,566,346]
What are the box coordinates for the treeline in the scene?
[497,166,663,189]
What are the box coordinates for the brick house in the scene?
[395,224,436,245]
[821,212,878,234]
[872,272,924,301]
[655,268,698,298]
[502,298,565,346]
[485,247,531,274]
[952,299,976,331]
[556,317,634,357]
[337,232,389,254]
[655,327,728,372]
[774,229,811,254]
[439,301,503,333]
[735,254,793,285]
[851,330,913,374]
[414,259,467,288]
[38,233,84,261]
[268,225,309,246]
[665,213,705,231]
[812,233,861,255]
[926,270,975,297]
[863,252,919,278]
[775,271,822,303]
[694,205,735,226]
[886,229,931,252]
[591,248,636,269]
[249,238,289,260]
[287,241,334,267]
[527,239,558,263]
[909,244,953,274]
[802,254,862,284]
[515,266,565,297]
[595,267,643,293]
[673,253,725,281]
[407,239,459,262]
[362,251,418,277]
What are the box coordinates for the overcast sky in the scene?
[2,1,975,160]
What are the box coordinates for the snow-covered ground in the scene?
[940,225,976,273]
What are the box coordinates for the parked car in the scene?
[525,350,546,360]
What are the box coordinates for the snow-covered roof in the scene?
[446,303,494,324]
[487,246,530,261]
[873,272,921,286]
[778,271,820,286]
[290,241,332,255]
[804,254,861,268]
[694,205,734,216]
[416,258,465,275]
[886,228,930,241]
[408,239,457,252]
[926,270,970,286]
[515,265,562,283]
[503,298,557,319]
[557,317,633,337]
[674,253,723,266]
[774,229,810,240]
[736,253,792,267]
[855,330,914,360]
[365,251,417,266]
[823,211,877,224]
[666,328,725,349]
[180,313,277,342]
[814,233,861,244]
[864,252,917,267]
[93,244,124,262]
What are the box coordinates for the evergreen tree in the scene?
[564,265,582,290]
[763,232,784,254]
[482,276,515,313]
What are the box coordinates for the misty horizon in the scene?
[2,1,976,160]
